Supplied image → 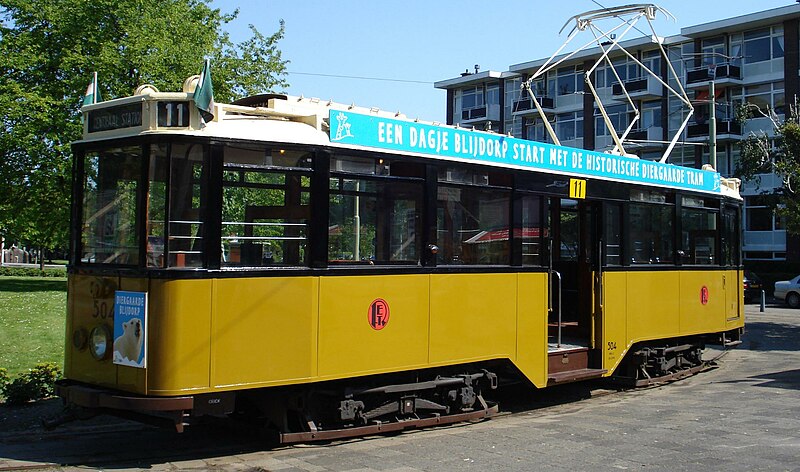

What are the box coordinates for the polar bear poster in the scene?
[113,291,148,368]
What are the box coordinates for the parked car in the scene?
[743,271,763,303]
[774,275,800,308]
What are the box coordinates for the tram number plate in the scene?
[569,178,587,199]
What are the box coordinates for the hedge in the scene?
[0,266,66,278]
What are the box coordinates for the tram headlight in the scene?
[89,325,112,360]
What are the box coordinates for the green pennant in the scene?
[194,59,215,122]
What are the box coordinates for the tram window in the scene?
[721,206,740,266]
[681,207,717,265]
[221,145,312,267]
[437,167,488,186]
[328,177,422,264]
[559,199,579,262]
[437,185,511,265]
[81,147,140,265]
[604,204,622,266]
[629,203,674,264]
[225,144,312,169]
[146,145,168,268]
[521,195,544,266]
[167,143,207,268]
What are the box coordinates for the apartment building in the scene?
[434,4,800,263]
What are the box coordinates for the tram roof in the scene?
[77,86,741,200]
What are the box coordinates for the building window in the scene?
[504,76,523,138]
[641,100,662,131]
[462,86,485,110]
[731,26,784,65]
[701,36,726,66]
[642,49,661,76]
[526,119,550,143]
[596,104,630,137]
[557,65,583,96]
[744,81,784,116]
[745,195,781,231]
[557,111,583,141]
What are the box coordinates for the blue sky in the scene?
[214,1,794,122]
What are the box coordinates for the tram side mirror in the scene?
[427,244,439,255]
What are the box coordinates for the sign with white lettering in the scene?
[113,290,148,368]
[329,110,721,194]
[88,103,143,133]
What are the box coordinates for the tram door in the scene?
[550,198,601,354]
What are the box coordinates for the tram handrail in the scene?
[551,270,563,348]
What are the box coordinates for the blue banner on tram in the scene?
[329,110,720,194]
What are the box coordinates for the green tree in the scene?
[0,0,289,264]
[735,100,800,235]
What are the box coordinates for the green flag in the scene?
[82,72,102,106]
[194,59,215,123]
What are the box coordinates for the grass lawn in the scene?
[0,276,66,377]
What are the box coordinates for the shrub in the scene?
[0,367,9,391]
[0,266,66,278]
[0,363,62,406]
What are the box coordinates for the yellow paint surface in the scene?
[210,277,318,388]
[429,273,517,364]
[147,279,212,394]
[514,273,549,387]
[65,275,118,387]
[318,275,429,378]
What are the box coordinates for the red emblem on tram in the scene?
[700,286,709,305]
[368,299,390,330]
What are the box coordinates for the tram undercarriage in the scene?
[235,368,499,443]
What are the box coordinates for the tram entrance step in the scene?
[547,368,607,386]
[547,347,589,374]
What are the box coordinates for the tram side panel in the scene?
[602,269,744,375]
[678,271,728,335]
[428,273,518,367]
[626,271,681,342]
[317,274,430,379]
[513,272,549,388]
[210,277,318,389]
[147,279,213,395]
[601,272,628,372]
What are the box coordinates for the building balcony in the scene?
[685,120,742,142]
[743,230,786,251]
[685,63,742,89]
[626,126,664,148]
[611,76,663,100]
[511,96,555,117]
[459,105,501,127]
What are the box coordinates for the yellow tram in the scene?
[55,76,744,440]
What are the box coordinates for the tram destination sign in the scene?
[329,110,721,194]
[88,103,143,133]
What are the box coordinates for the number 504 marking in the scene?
[569,178,587,199]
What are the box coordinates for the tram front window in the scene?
[81,147,140,265]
